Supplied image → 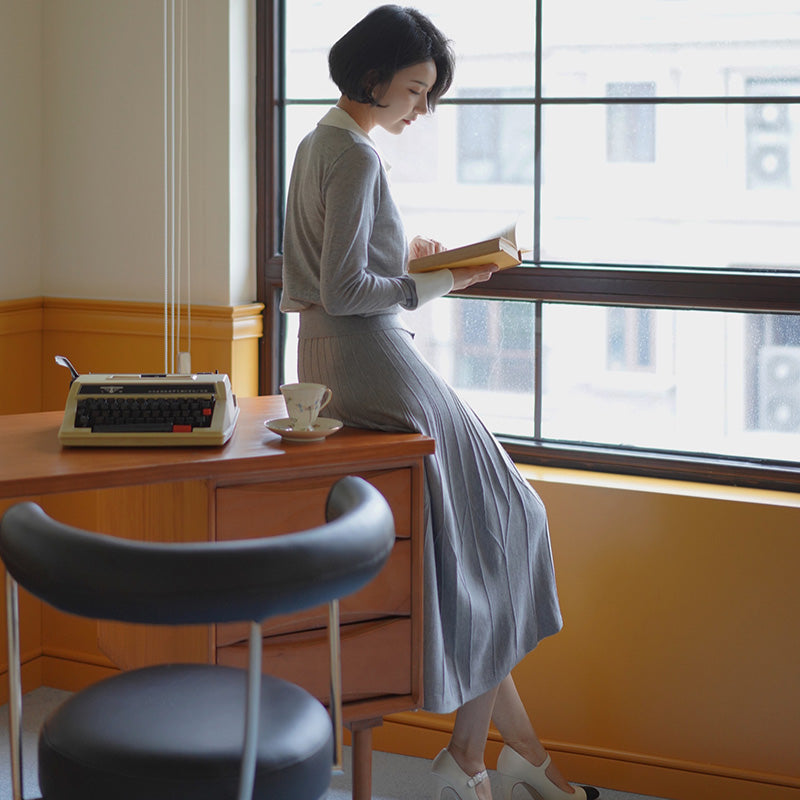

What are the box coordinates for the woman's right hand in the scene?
[448,263,499,291]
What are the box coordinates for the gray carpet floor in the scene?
[1,688,671,800]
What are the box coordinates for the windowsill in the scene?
[517,462,800,508]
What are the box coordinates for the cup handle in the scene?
[319,387,333,413]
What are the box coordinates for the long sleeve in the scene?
[281,122,418,317]
[318,144,413,315]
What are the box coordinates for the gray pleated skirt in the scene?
[297,307,563,714]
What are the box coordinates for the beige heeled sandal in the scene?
[431,748,490,800]
[497,745,599,800]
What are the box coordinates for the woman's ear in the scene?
[362,69,383,104]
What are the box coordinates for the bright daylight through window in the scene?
[266,0,800,485]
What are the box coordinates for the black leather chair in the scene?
[1,475,395,800]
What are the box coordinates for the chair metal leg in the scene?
[328,599,344,774]
[5,575,24,800]
[237,620,262,800]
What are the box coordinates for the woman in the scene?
[281,6,599,800]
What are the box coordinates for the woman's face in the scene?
[372,59,437,135]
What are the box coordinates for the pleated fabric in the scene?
[297,307,563,714]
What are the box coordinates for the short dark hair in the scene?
[328,5,455,111]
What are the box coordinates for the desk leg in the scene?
[349,718,382,800]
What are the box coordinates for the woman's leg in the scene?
[446,683,501,799]
[491,674,574,793]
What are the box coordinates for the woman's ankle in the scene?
[500,741,575,794]
[502,738,548,768]
[446,741,487,778]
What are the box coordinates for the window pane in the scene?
[283,308,299,384]
[457,91,535,184]
[372,105,535,250]
[286,297,538,435]
[437,0,535,99]
[285,1,536,100]
[542,304,800,462]
[284,103,535,249]
[542,102,800,268]
[543,1,800,97]
[288,297,800,464]
[605,83,656,163]
[400,297,536,436]
[285,1,378,99]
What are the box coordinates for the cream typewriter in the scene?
[56,356,239,447]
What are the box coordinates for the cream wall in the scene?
[0,0,42,299]
[1,0,255,307]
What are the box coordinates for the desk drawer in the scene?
[215,468,412,540]
[217,617,412,705]
[217,538,411,646]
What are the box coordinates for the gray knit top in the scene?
[281,107,424,316]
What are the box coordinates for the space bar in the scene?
[92,423,175,433]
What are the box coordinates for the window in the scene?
[257,0,800,490]
[606,82,656,163]
[606,307,655,371]
[458,90,536,183]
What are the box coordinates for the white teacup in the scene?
[280,382,333,430]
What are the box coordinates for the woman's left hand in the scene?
[409,236,446,260]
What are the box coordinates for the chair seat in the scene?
[38,663,333,800]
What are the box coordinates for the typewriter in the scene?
[57,364,239,447]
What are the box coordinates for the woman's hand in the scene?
[449,263,499,291]
[409,235,445,260]
[409,236,499,291]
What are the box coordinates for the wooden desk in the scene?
[0,395,434,800]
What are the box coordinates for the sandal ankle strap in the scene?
[467,768,489,788]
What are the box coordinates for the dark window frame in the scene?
[256,0,800,491]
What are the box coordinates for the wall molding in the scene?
[42,297,264,340]
[0,298,44,414]
[1,297,265,413]
[1,297,264,340]
[0,297,45,334]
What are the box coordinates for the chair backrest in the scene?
[0,475,395,625]
[0,475,395,800]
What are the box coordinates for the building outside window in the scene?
[606,81,656,163]
[260,0,800,487]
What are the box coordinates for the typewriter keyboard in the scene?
[75,395,215,433]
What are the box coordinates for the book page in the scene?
[442,212,531,254]
[486,214,532,254]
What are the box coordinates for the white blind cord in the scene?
[164,0,191,375]
[177,1,191,366]
[163,0,169,375]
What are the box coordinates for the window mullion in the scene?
[532,0,543,439]
[533,301,543,439]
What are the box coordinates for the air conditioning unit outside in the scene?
[758,345,800,432]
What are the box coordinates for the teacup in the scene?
[280,382,333,430]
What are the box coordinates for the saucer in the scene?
[265,417,343,443]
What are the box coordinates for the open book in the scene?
[408,219,529,274]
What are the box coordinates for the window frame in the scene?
[256,0,800,491]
